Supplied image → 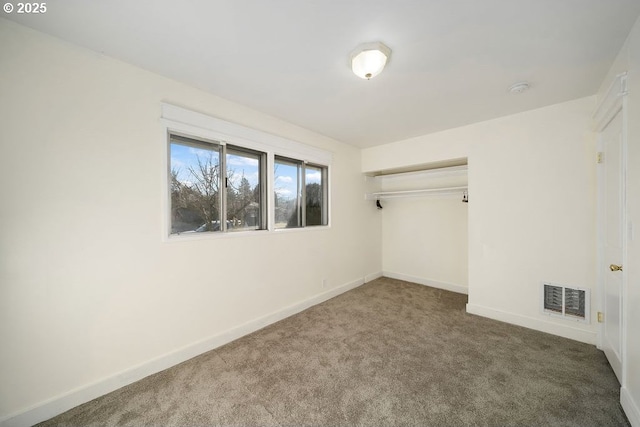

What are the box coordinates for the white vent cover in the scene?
[541,282,590,323]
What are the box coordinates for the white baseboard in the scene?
[382,271,468,295]
[364,271,383,283]
[466,303,597,345]
[622,387,640,427]
[0,276,369,427]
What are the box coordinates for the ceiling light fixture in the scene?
[350,42,391,80]
[509,82,530,94]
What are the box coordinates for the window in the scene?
[169,133,266,235]
[225,146,267,232]
[274,156,328,229]
[305,164,328,226]
[162,103,332,238]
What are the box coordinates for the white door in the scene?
[601,110,624,382]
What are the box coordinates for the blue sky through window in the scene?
[171,143,320,200]
[274,161,299,200]
[170,143,219,186]
[274,162,323,200]
[171,143,261,189]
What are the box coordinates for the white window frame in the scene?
[161,103,332,241]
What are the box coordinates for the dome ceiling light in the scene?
[350,42,391,80]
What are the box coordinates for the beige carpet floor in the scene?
[38,277,628,426]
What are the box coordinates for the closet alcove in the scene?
[365,158,469,295]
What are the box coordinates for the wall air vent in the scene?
[541,282,590,323]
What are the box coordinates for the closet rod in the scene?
[366,186,468,200]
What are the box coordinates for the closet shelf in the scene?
[365,160,467,177]
[371,164,467,180]
[366,186,468,200]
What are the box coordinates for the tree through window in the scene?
[169,134,266,234]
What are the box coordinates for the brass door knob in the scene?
[610,264,623,272]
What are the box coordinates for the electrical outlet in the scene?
[322,278,328,288]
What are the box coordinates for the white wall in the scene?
[382,198,468,292]
[363,96,598,344]
[597,15,640,427]
[0,19,382,424]
[376,171,469,293]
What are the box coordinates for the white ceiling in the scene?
[6,1,640,148]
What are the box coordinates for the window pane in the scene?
[274,158,301,228]
[170,136,221,234]
[305,164,326,226]
[226,148,263,231]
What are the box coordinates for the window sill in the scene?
[164,225,331,242]
[272,225,331,234]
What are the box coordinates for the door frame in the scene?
[594,72,628,385]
